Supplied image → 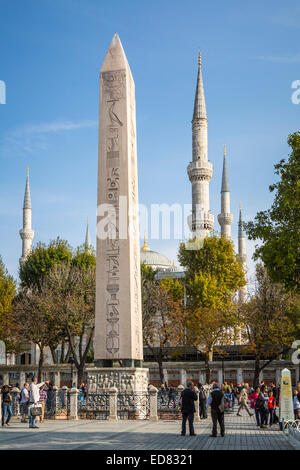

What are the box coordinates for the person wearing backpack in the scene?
[198,383,207,419]
[255,386,268,428]
[248,386,259,426]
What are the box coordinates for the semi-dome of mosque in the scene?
[140,235,172,271]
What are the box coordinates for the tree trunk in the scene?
[77,365,84,387]
[204,354,211,384]
[253,356,261,388]
[49,345,58,364]
[60,340,65,363]
[158,356,165,385]
[38,346,44,382]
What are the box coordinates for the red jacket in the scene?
[268,396,276,409]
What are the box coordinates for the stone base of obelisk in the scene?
[86,367,149,420]
[87,367,149,393]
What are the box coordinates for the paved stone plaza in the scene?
[0,412,295,451]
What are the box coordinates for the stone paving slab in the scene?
[0,411,295,450]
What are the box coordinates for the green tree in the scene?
[141,263,157,282]
[142,278,186,385]
[178,235,246,382]
[0,256,17,351]
[11,286,63,380]
[240,264,298,387]
[245,132,300,292]
[72,245,96,269]
[45,262,95,385]
[19,237,73,289]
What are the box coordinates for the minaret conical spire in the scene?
[23,167,32,209]
[19,168,34,265]
[238,202,247,303]
[221,146,230,192]
[192,51,207,122]
[218,145,233,238]
[238,202,246,239]
[187,51,214,238]
[85,216,91,251]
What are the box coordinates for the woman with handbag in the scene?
[28,377,45,429]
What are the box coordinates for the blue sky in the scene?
[0,0,299,280]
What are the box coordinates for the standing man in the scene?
[29,377,45,429]
[20,383,30,423]
[237,383,253,417]
[207,382,225,437]
[180,381,197,436]
[198,383,207,419]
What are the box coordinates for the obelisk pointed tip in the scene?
[101,33,129,73]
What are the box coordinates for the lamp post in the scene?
[222,357,225,385]
[68,355,75,388]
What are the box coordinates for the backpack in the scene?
[255,393,264,410]
[199,388,206,400]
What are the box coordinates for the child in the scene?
[268,390,276,427]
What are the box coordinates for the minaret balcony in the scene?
[187,159,213,182]
[192,211,214,231]
[217,213,233,226]
[19,228,34,240]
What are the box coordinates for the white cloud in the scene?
[11,119,97,136]
[269,9,300,29]
[0,119,97,158]
[254,54,300,64]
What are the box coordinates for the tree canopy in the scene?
[178,235,246,381]
[19,237,73,289]
[240,263,299,386]
[0,255,16,350]
[245,132,300,292]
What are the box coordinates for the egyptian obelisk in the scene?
[89,34,147,393]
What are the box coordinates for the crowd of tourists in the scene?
[179,379,300,437]
[1,377,88,429]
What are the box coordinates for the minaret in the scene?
[85,216,92,252]
[217,145,233,238]
[238,202,247,302]
[187,52,214,238]
[19,168,34,264]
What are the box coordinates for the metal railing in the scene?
[283,419,300,449]
[117,392,150,420]
[157,390,182,419]
[79,393,109,420]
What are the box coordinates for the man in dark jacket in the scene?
[207,382,225,437]
[180,381,197,436]
[198,383,207,419]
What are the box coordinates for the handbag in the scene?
[29,404,42,416]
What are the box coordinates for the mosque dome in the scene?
[140,235,172,271]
